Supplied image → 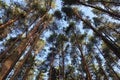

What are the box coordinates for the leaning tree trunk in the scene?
[94,1,120,5]
[62,52,65,80]
[0,12,50,80]
[9,32,40,80]
[95,44,120,69]
[49,48,55,80]
[74,10,120,58]
[78,1,120,19]
[0,15,38,62]
[95,44,120,79]
[106,62,120,79]
[74,33,92,80]
[0,17,19,29]
[96,45,120,79]
[95,56,109,80]
[0,9,33,29]
[22,56,35,80]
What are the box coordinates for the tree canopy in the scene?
[0,0,120,80]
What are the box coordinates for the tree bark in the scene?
[10,33,39,80]
[95,56,109,80]
[74,33,92,80]
[0,12,49,80]
[78,1,120,19]
[49,47,54,80]
[74,10,120,58]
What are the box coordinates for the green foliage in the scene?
[56,34,68,44]
[62,7,74,19]
[47,33,57,43]
[93,17,103,26]
[88,35,97,44]
[34,39,46,55]
[65,22,75,34]
[54,10,62,19]
[92,8,103,15]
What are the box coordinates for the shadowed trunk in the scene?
[0,12,51,80]
[74,10,120,58]
[74,33,92,80]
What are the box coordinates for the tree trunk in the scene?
[74,10,120,58]
[88,1,120,6]
[0,17,19,28]
[78,1,120,19]
[106,62,120,79]
[22,56,35,80]
[0,12,50,80]
[0,9,33,29]
[95,44,120,79]
[95,56,109,80]
[49,48,54,80]
[0,12,43,62]
[10,33,40,80]
[62,44,65,80]
[74,33,92,80]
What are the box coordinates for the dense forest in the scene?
[0,0,120,80]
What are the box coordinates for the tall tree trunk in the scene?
[78,1,120,19]
[0,38,31,80]
[62,44,65,80]
[0,17,19,28]
[74,33,92,80]
[9,33,40,80]
[74,10,120,58]
[0,12,51,80]
[49,48,54,80]
[22,56,35,80]
[58,53,60,80]
[95,56,109,80]
[95,44,120,79]
[88,1,120,6]
[95,44,120,69]
[0,9,33,29]
[0,15,38,62]
[106,62,120,79]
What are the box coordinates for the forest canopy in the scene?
[0,0,120,80]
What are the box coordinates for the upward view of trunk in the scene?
[0,35,35,80]
[95,44,120,69]
[0,12,51,80]
[78,1,120,19]
[95,56,109,80]
[0,14,39,62]
[74,10,120,58]
[106,62,120,79]
[0,9,33,29]
[0,17,19,29]
[22,56,35,80]
[74,33,92,80]
[95,44,120,79]
[49,48,54,80]
[10,33,39,80]
[62,52,65,80]
[88,1,120,6]
[107,27,120,35]
[1,0,120,79]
